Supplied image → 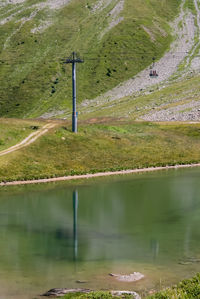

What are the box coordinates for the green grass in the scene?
[37,274,200,299]
[1,120,200,182]
[0,118,43,151]
[0,0,180,118]
[184,0,196,14]
[78,73,200,120]
[49,291,133,299]
[147,273,200,299]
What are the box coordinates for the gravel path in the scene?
[0,123,55,157]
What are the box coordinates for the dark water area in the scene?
[0,168,200,298]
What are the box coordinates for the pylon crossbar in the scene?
[64,58,84,64]
[63,52,84,64]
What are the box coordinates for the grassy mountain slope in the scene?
[78,73,200,121]
[0,0,180,118]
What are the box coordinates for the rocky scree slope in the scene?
[79,0,200,122]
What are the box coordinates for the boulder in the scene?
[109,272,144,282]
[111,290,141,298]
[42,288,91,297]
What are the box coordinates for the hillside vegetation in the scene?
[29,274,200,298]
[1,119,200,182]
[78,73,200,122]
[0,0,180,118]
[0,118,42,150]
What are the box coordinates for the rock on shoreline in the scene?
[42,288,141,298]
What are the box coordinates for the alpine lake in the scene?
[0,167,200,298]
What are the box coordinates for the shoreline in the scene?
[1,162,200,186]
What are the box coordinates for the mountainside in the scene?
[0,0,180,118]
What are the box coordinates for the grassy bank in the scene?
[45,274,200,298]
[49,292,134,299]
[147,273,200,299]
[1,120,200,182]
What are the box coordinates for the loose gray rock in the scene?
[111,290,141,299]
[109,272,144,282]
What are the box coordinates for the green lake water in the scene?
[0,168,200,298]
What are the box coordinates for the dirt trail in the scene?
[0,123,55,157]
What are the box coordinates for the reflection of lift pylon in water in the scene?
[73,190,78,261]
[149,57,158,78]
[150,239,159,261]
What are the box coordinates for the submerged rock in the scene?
[109,272,144,282]
[76,280,87,284]
[178,261,192,265]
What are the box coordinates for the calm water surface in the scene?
[0,168,200,298]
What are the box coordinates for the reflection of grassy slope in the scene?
[1,121,200,181]
[1,177,199,270]
[0,0,180,118]
[0,190,90,266]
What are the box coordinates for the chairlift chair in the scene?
[149,57,158,77]
[149,69,158,77]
